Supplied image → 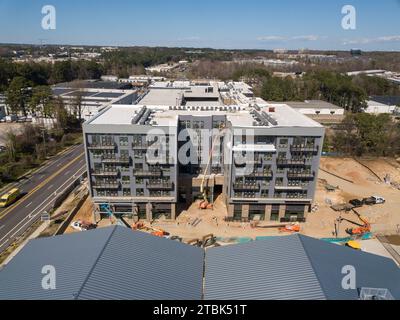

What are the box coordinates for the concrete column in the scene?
[278,204,286,221]
[227,204,235,218]
[146,202,153,221]
[171,203,176,220]
[303,204,310,221]
[242,204,250,221]
[264,204,272,221]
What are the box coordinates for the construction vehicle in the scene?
[346,240,362,250]
[132,221,169,238]
[363,196,385,205]
[198,123,225,210]
[339,210,371,236]
[279,223,301,233]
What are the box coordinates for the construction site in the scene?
[41,155,399,265]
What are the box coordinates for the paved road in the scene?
[0,144,86,254]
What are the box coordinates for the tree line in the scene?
[324,113,400,157]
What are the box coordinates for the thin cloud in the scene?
[177,36,201,42]
[343,35,400,45]
[257,35,323,42]
[256,36,286,41]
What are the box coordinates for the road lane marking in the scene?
[47,184,54,190]
[0,153,85,220]
[0,167,86,247]
[0,144,83,200]
[0,225,4,231]
[64,170,71,176]
[25,202,33,208]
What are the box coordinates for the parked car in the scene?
[363,196,386,205]
[349,199,364,208]
[70,220,97,231]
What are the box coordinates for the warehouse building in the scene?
[82,81,325,222]
[52,80,138,120]
[0,226,398,300]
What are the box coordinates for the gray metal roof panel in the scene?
[204,235,326,300]
[77,227,204,300]
[298,235,400,300]
[0,227,114,300]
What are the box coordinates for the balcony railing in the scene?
[290,145,319,153]
[91,170,119,177]
[132,142,157,150]
[101,156,130,164]
[233,183,260,191]
[277,159,306,166]
[133,170,163,177]
[234,158,263,167]
[146,182,174,190]
[248,171,273,178]
[92,182,120,190]
[88,143,116,150]
[287,171,315,180]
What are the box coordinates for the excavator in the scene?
[279,223,301,233]
[132,221,170,238]
[198,123,225,210]
[339,210,371,236]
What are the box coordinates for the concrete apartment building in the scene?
[83,81,325,222]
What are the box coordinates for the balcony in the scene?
[101,156,130,164]
[146,182,174,190]
[133,170,162,177]
[88,143,116,151]
[91,170,119,177]
[274,185,307,191]
[233,183,260,191]
[234,158,263,167]
[92,182,120,190]
[287,171,315,180]
[132,142,156,150]
[290,145,319,153]
[146,156,172,165]
[248,171,273,179]
[277,158,306,167]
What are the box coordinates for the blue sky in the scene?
[0,0,400,50]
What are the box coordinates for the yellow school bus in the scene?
[0,188,20,208]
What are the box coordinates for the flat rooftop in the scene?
[284,100,343,110]
[87,103,323,129]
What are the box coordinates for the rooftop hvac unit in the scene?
[359,288,394,300]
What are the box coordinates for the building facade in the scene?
[83,82,325,222]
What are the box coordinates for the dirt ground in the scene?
[306,157,400,238]
[66,157,400,243]
[64,195,95,234]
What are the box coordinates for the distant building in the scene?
[52,80,138,120]
[285,100,344,116]
[351,49,362,56]
[365,100,396,114]
[370,96,400,114]
[0,94,6,119]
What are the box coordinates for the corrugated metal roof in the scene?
[1,229,399,300]
[77,227,204,300]
[298,235,400,300]
[0,227,115,300]
[0,226,203,300]
[204,235,327,300]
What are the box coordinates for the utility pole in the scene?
[41,127,47,159]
